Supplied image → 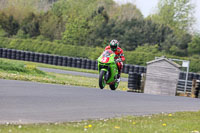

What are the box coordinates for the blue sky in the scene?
[114,0,200,32]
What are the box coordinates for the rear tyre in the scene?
[99,70,106,89]
[109,82,119,90]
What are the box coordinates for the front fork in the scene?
[105,71,110,81]
[99,68,110,82]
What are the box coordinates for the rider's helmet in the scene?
[109,39,119,52]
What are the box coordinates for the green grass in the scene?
[0,111,200,133]
[0,58,199,132]
[0,58,129,78]
[0,58,128,91]
[0,59,45,75]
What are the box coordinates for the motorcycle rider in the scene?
[105,39,125,82]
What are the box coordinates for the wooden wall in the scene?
[144,59,180,96]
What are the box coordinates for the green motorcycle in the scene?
[97,49,119,90]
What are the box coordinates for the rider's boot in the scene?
[116,62,122,82]
[116,72,121,82]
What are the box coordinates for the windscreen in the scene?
[102,50,114,57]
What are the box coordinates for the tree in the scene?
[188,35,200,55]
[0,0,56,14]
[0,0,37,22]
[62,16,89,45]
[0,13,19,36]
[0,26,7,37]
[150,0,195,35]
[134,44,160,54]
[20,13,40,38]
[40,12,65,40]
[108,3,143,21]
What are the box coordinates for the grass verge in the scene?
[0,58,128,91]
[0,111,200,133]
[0,58,129,78]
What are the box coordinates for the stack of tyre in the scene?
[122,64,146,74]
[0,48,11,59]
[128,72,141,92]
[1,48,200,81]
[195,80,200,98]
[0,48,99,70]
[122,64,130,74]
[179,72,200,80]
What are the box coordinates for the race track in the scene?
[0,79,200,124]
[37,67,128,82]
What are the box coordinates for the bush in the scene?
[0,37,199,73]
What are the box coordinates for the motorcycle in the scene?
[97,49,120,90]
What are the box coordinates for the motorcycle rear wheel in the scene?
[109,82,119,90]
[99,70,106,89]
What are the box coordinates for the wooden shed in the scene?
[144,57,180,96]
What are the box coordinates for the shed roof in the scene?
[147,58,181,68]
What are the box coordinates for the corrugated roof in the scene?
[147,58,181,68]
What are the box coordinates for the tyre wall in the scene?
[0,48,200,91]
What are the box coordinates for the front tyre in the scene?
[109,81,119,90]
[99,70,106,89]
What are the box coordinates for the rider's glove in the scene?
[115,58,122,62]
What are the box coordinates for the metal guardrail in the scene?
[177,79,193,93]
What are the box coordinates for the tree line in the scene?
[0,0,199,71]
[0,37,199,72]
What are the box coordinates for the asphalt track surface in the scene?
[37,67,128,82]
[0,79,200,124]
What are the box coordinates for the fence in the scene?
[177,72,200,93]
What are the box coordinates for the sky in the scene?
[114,0,200,32]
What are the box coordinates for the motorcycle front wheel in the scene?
[99,70,106,89]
